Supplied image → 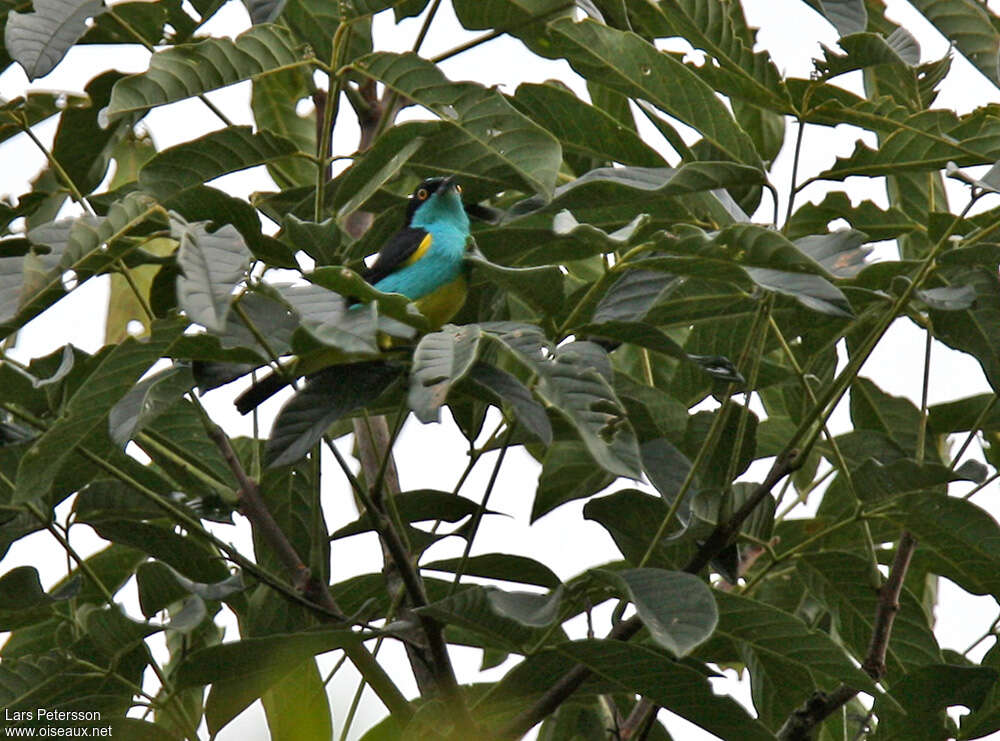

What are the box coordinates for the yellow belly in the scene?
[414,276,468,329]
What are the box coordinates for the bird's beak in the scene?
[440,175,457,190]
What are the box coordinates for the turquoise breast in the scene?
[373,223,467,300]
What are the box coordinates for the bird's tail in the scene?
[234,371,288,415]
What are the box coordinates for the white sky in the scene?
[1,1,1000,739]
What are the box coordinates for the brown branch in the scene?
[335,88,469,727]
[206,421,345,618]
[777,530,919,741]
[498,451,802,740]
[200,422,413,721]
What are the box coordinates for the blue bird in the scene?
[361,175,471,327]
[235,176,472,414]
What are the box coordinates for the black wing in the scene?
[360,226,431,285]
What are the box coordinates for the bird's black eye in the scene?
[454,184,462,194]
[417,188,429,200]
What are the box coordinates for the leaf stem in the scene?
[788,194,981,463]
[917,327,933,465]
[106,8,234,128]
[637,296,770,568]
[412,0,443,53]
[26,502,202,740]
[449,423,515,595]
[316,24,349,222]
[19,121,94,215]
[950,392,998,468]
[783,118,806,228]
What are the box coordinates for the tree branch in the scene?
[777,530,919,740]
[200,422,414,722]
[334,78,469,726]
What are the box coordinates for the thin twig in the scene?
[449,423,515,594]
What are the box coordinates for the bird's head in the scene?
[406,176,469,232]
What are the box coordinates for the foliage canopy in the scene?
[3,0,1000,739]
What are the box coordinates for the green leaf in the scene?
[82,518,229,583]
[334,134,425,219]
[550,209,649,254]
[0,93,88,148]
[51,70,128,196]
[786,191,917,242]
[140,126,301,201]
[592,269,675,324]
[5,0,105,80]
[635,224,853,317]
[262,658,332,741]
[106,720,184,741]
[807,0,867,35]
[275,283,377,354]
[547,17,762,167]
[816,28,921,79]
[251,66,316,188]
[13,316,187,504]
[466,251,564,316]
[535,640,774,741]
[219,290,297,356]
[886,493,1000,598]
[104,24,302,122]
[7,193,160,341]
[960,641,1000,739]
[819,108,1000,180]
[594,568,717,657]
[704,589,880,727]
[794,230,872,278]
[281,215,342,266]
[0,566,78,631]
[872,664,997,740]
[422,554,561,590]
[265,361,402,467]
[526,340,642,480]
[907,0,1000,90]
[351,52,562,197]
[681,407,758,490]
[177,630,356,734]
[109,364,195,446]
[137,560,244,617]
[409,324,482,423]
[639,0,790,113]
[850,376,922,457]
[797,551,942,676]
[511,81,666,167]
[533,441,615,522]
[851,457,985,503]
[930,268,1000,392]
[479,163,754,265]
[171,213,251,333]
[928,393,1000,434]
[537,698,617,741]
[0,649,140,718]
[584,489,691,569]
[416,584,563,652]
[279,0,371,64]
[330,489,487,539]
[463,362,552,445]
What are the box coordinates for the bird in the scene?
[360,174,471,328]
[234,175,472,414]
